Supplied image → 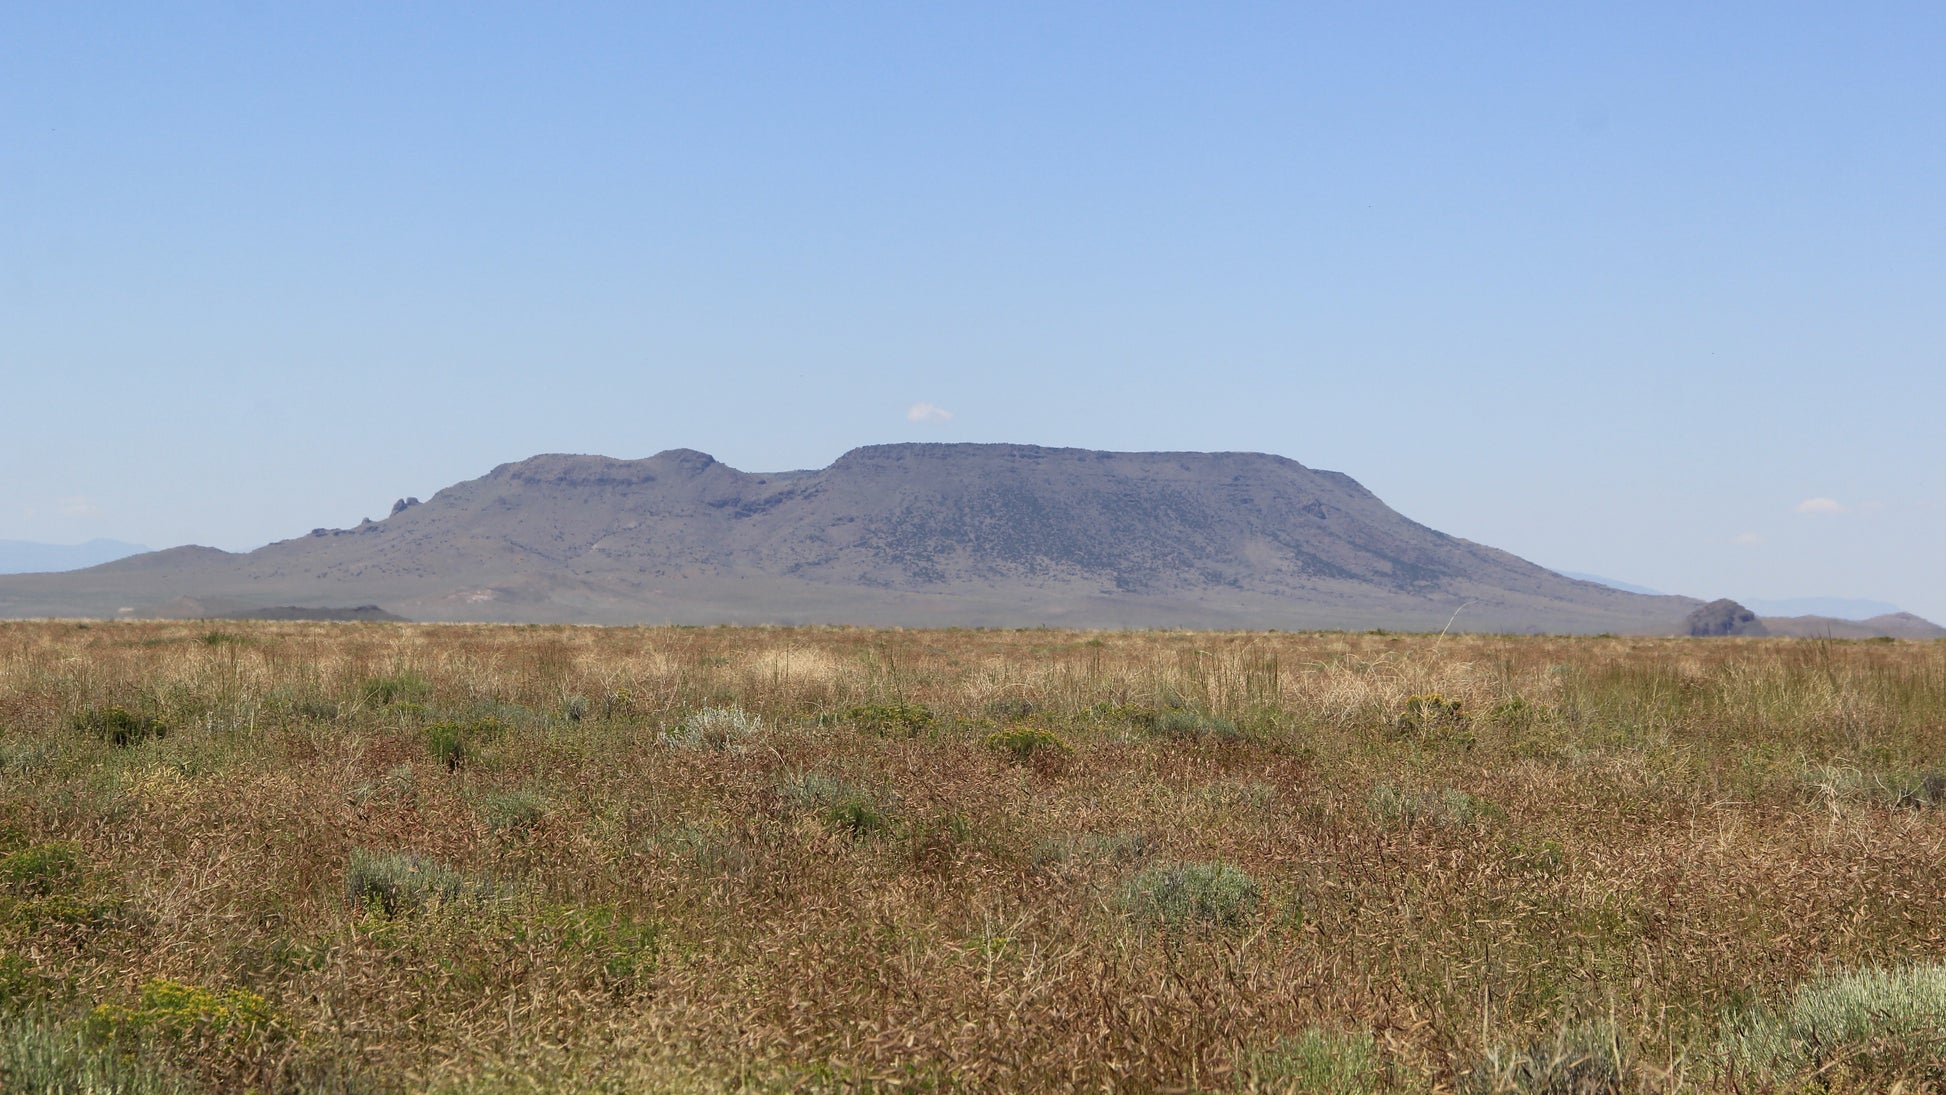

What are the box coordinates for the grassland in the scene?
[1,620,1944,1092]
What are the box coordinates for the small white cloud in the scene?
[1794,497,1845,515]
[1731,532,1764,546]
[906,402,954,424]
[57,496,100,518]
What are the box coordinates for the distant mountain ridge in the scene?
[0,444,1749,632]
[0,539,151,575]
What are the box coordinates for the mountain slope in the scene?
[0,444,1702,632]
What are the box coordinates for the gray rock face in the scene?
[1684,599,1770,637]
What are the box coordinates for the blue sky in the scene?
[4,4,1942,621]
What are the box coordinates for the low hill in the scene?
[1760,613,1946,640]
[0,444,1709,632]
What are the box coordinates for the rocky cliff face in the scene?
[0,444,1703,632]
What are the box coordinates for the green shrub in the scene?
[661,705,763,751]
[0,843,82,897]
[1240,1027,1385,1094]
[984,726,1071,766]
[70,705,169,747]
[345,850,496,918]
[1118,861,1261,932]
[844,703,933,738]
[1721,962,1946,1085]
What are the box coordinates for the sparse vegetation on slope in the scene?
[0,620,1942,1090]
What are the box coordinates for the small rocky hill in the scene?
[0,444,1710,632]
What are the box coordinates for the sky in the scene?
[3,4,1942,622]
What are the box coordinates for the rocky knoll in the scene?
[0,444,1705,632]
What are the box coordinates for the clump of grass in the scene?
[362,671,431,706]
[345,850,497,918]
[844,702,933,738]
[661,705,763,751]
[348,763,417,809]
[652,823,751,876]
[0,1012,200,1094]
[984,697,1037,721]
[70,705,169,746]
[544,903,662,994]
[1239,1026,1386,1094]
[1720,962,1946,1086]
[200,630,249,647]
[1368,784,1501,829]
[1465,1021,1633,1094]
[1117,860,1260,932]
[906,813,975,874]
[1799,762,1946,810]
[984,726,1071,767]
[1150,708,1248,743]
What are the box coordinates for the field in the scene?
[2,620,1945,1092]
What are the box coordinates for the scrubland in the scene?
[2,620,1945,1092]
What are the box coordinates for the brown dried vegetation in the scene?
[1,621,1944,1091]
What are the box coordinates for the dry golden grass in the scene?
[1,620,1944,1092]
